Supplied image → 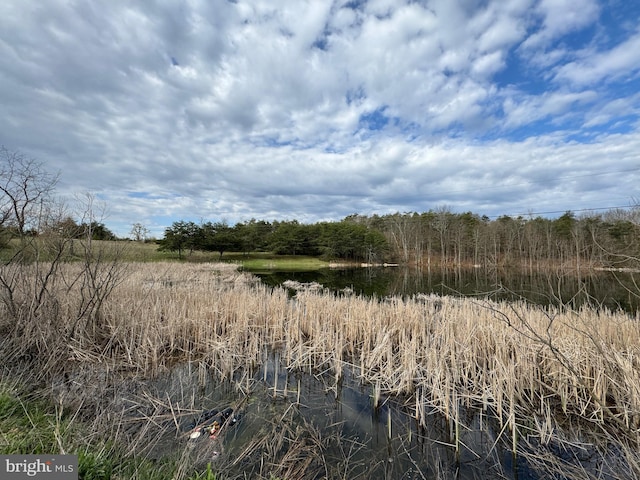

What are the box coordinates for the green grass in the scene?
[0,387,61,454]
[222,252,329,271]
[0,238,332,268]
[0,381,221,480]
[0,238,168,263]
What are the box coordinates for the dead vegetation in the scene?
[2,261,640,477]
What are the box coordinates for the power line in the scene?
[490,205,639,219]
[552,167,640,181]
[418,166,639,218]
[431,166,640,197]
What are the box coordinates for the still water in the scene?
[137,348,629,480]
[145,355,541,479]
[248,266,640,314]
[132,266,638,478]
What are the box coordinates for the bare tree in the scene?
[432,205,452,265]
[0,146,59,237]
[0,151,128,378]
[130,222,150,242]
[386,213,414,264]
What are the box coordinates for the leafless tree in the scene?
[130,222,150,242]
[0,146,59,237]
[432,205,452,265]
[0,150,128,378]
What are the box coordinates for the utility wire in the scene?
[429,166,640,197]
[491,205,639,219]
[418,166,639,218]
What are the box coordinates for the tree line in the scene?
[2,146,636,269]
[159,219,389,262]
[350,208,640,269]
[0,215,118,247]
[160,206,640,269]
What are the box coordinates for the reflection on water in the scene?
[134,351,624,480]
[249,266,640,314]
[122,266,639,478]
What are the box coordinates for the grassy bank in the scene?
[0,238,332,269]
[2,261,640,478]
[223,252,329,270]
[120,243,331,268]
[0,379,222,480]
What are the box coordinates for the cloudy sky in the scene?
[1,0,639,237]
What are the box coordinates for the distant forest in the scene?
[159,207,640,269]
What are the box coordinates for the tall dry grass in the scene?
[3,261,640,453]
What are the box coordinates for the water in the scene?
[248,266,640,314]
[123,266,638,478]
[133,351,628,480]
[142,355,525,479]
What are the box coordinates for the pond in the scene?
[133,349,627,480]
[109,265,639,479]
[246,265,640,314]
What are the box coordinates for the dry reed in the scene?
[3,261,640,468]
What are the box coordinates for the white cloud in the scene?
[502,90,598,129]
[0,0,638,237]
[472,51,506,77]
[521,0,600,50]
[554,31,640,86]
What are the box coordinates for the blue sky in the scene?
[0,0,639,237]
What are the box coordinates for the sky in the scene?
[1,0,639,238]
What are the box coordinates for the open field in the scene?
[223,252,329,270]
[0,238,173,263]
[2,261,640,478]
[0,238,331,269]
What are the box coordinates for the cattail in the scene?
[7,260,640,450]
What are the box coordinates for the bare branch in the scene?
[0,146,59,235]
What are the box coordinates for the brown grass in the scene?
[3,261,640,454]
